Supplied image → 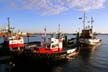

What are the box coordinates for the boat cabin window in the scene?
[52,44,58,48]
[52,45,55,48]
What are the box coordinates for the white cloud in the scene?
[9,0,106,15]
[63,0,105,11]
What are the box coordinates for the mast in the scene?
[41,26,47,47]
[58,24,60,33]
[7,17,11,33]
[83,12,86,29]
[91,16,94,29]
[58,24,61,39]
[44,26,46,37]
[44,26,46,43]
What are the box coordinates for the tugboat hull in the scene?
[31,47,79,62]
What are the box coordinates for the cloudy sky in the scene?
[0,0,108,33]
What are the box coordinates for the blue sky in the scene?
[0,0,108,33]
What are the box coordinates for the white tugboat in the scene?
[79,12,101,50]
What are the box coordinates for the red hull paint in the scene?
[9,44,24,48]
[34,48,62,54]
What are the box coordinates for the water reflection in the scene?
[0,64,11,72]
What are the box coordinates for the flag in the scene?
[79,17,82,19]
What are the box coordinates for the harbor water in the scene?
[0,34,108,72]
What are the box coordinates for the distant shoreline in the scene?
[33,33,108,35]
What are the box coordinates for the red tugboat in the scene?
[29,33,78,61]
[0,17,25,63]
[26,25,79,61]
[2,17,25,53]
